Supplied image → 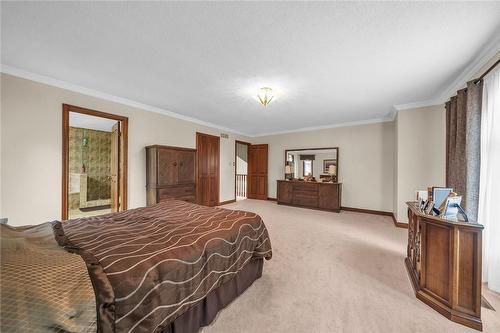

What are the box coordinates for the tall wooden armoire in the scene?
[146,145,196,205]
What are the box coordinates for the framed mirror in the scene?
[284,147,339,182]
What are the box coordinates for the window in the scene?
[303,160,313,177]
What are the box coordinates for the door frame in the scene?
[234,140,251,199]
[62,104,128,220]
[195,132,220,206]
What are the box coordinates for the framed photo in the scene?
[424,201,434,215]
[323,159,337,173]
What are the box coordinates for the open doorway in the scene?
[62,104,128,220]
[235,140,250,200]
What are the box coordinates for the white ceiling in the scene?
[2,2,499,136]
[69,112,117,132]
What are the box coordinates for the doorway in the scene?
[62,104,128,220]
[235,140,250,200]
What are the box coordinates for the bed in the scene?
[1,199,272,333]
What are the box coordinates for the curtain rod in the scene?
[474,59,500,84]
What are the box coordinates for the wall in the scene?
[394,104,446,223]
[253,121,395,212]
[1,74,251,226]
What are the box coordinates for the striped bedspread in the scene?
[53,199,272,333]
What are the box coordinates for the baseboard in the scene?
[341,206,393,216]
[267,197,277,201]
[219,199,236,205]
[341,206,408,229]
[392,214,409,229]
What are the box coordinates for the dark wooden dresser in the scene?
[146,145,196,205]
[405,202,484,331]
[276,180,341,212]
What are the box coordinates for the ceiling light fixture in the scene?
[257,87,274,107]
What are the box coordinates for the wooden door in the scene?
[248,144,268,200]
[177,150,195,184]
[196,133,220,206]
[110,122,120,212]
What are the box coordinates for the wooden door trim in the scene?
[62,104,128,220]
[196,132,220,206]
[234,140,251,200]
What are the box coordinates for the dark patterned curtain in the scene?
[445,80,483,221]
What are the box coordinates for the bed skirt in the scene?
[161,258,264,333]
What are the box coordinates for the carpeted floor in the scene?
[203,199,500,333]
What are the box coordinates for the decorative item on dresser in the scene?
[277,180,342,212]
[405,202,484,331]
[145,145,196,205]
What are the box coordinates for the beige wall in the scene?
[1,74,251,226]
[394,105,446,223]
[253,121,395,212]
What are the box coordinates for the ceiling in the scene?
[69,112,117,132]
[2,2,499,136]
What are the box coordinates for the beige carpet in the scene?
[202,199,500,333]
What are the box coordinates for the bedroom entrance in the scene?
[235,141,250,200]
[235,142,268,201]
[62,104,128,220]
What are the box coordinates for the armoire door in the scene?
[196,132,220,206]
[158,148,178,186]
[177,150,195,184]
[248,144,268,200]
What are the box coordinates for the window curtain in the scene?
[478,67,500,292]
[445,79,483,221]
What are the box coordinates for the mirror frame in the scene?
[284,147,339,180]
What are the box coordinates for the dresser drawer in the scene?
[160,195,195,203]
[293,183,318,192]
[159,185,195,199]
[293,195,318,207]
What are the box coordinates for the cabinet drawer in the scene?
[159,185,195,199]
[294,190,318,198]
[293,183,318,192]
[293,195,318,207]
[160,195,195,203]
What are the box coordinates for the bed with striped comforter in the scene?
[53,199,272,333]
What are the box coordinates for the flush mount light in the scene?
[257,87,274,107]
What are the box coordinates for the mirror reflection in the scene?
[284,148,338,182]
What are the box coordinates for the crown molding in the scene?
[393,33,500,112]
[251,117,393,138]
[0,64,251,137]
[393,98,443,111]
[436,33,500,103]
[0,64,397,138]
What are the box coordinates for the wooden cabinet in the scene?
[146,145,196,205]
[276,180,341,212]
[405,202,483,331]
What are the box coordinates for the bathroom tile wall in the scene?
[69,127,111,202]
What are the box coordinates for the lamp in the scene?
[257,87,274,107]
[285,165,292,180]
[328,165,337,182]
